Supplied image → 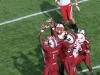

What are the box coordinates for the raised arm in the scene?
[49,18,60,41]
[86,44,91,51]
[74,0,80,11]
[85,38,91,54]
[38,24,47,48]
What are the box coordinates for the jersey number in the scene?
[52,54,55,59]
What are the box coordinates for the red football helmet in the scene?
[64,34,75,44]
[78,29,85,35]
[48,38,57,48]
[77,34,85,43]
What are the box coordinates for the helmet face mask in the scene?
[56,24,64,35]
[64,34,74,44]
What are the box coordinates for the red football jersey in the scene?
[79,37,90,55]
[43,41,62,64]
[62,39,73,57]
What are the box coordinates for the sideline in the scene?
[0,0,88,26]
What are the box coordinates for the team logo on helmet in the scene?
[48,38,57,48]
[78,29,85,35]
[64,34,75,44]
[77,34,85,43]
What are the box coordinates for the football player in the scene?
[39,23,62,75]
[73,33,86,75]
[72,29,94,75]
[76,30,94,75]
[46,18,70,75]
[55,0,80,33]
[61,33,78,75]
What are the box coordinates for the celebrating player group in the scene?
[38,0,94,75]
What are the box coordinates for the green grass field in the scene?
[0,0,100,75]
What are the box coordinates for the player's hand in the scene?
[85,50,90,54]
[49,23,54,28]
[76,5,80,11]
[47,18,55,28]
[46,18,52,23]
[41,24,47,30]
[75,3,80,11]
[55,1,61,6]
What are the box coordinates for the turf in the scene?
[0,0,100,75]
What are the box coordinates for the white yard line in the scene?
[78,65,100,73]
[0,0,88,26]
